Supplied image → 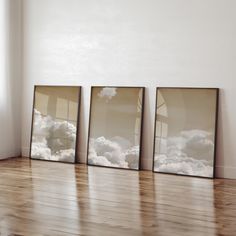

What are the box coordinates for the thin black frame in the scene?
[152,87,219,179]
[86,86,145,171]
[29,85,81,164]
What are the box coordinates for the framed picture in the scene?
[30,86,81,163]
[87,86,145,170]
[153,88,219,178]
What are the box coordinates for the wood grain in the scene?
[0,157,235,235]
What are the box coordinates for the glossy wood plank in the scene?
[0,157,236,235]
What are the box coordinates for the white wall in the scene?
[22,0,236,178]
[0,0,22,159]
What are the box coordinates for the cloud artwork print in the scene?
[88,87,144,170]
[153,88,218,178]
[30,86,80,163]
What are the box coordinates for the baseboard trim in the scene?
[0,150,21,160]
[215,165,236,179]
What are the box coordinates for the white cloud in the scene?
[154,129,214,177]
[88,136,139,169]
[48,120,76,152]
[51,149,75,162]
[111,136,132,150]
[155,154,213,177]
[33,109,54,137]
[31,109,76,163]
[88,137,128,168]
[182,130,214,160]
[88,148,120,167]
[124,146,140,169]
[31,137,51,160]
[98,87,117,100]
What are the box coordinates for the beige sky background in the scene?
[34,86,80,123]
[89,87,143,146]
[156,88,217,137]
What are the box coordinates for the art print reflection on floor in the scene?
[153,88,218,178]
[87,87,144,170]
[30,86,80,163]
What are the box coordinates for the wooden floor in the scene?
[0,158,236,236]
